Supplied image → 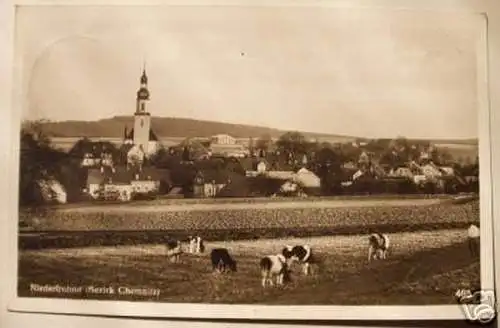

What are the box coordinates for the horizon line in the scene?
[22,115,479,142]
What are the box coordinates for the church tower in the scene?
[133,66,151,153]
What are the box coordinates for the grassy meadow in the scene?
[18,196,481,304]
[18,229,480,304]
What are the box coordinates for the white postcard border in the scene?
[5,0,497,322]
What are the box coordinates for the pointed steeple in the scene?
[140,62,148,85]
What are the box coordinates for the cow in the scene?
[282,244,314,275]
[467,224,480,257]
[210,248,237,273]
[368,233,390,262]
[166,239,183,263]
[188,236,205,254]
[260,254,289,287]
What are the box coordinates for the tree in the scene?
[248,137,255,157]
[68,137,93,159]
[338,142,362,164]
[310,146,342,195]
[150,145,169,167]
[19,120,68,206]
[276,132,309,161]
[182,146,191,162]
[255,133,273,154]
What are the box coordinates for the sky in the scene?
[15,6,483,139]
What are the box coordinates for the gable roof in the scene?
[239,157,255,171]
[87,166,171,185]
[196,168,232,184]
[265,170,295,180]
[294,168,321,188]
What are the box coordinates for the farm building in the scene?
[193,169,232,198]
[81,152,113,168]
[86,165,171,201]
[243,158,271,177]
[217,175,290,198]
[293,167,321,194]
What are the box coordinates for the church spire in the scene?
[140,62,148,85]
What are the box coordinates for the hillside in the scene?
[36,116,356,141]
[34,116,478,145]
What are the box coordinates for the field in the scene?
[19,197,479,249]
[18,229,480,305]
[18,196,481,304]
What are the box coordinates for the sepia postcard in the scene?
[7,1,497,323]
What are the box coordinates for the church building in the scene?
[123,67,160,162]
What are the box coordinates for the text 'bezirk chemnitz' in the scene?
[30,283,161,297]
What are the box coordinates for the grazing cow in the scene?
[210,248,237,273]
[467,224,480,257]
[282,244,314,275]
[368,233,390,262]
[188,236,205,254]
[166,240,183,263]
[260,254,289,287]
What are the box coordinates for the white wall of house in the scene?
[421,164,442,178]
[88,183,101,199]
[352,170,364,181]
[211,134,236,145]
[413,175,427,185]
[280,181,298,192]
[202,183,226,197]
[131,180,159,193]
[104,184,133,201]
[257,161,267,173]
[127,145,145,164]
[147,141,159,157]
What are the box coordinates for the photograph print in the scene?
[12,3,495,321]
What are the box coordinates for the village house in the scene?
[81,152,113,168]
[193,169,232,198]
[211,134,236,145]
[86,165,171,201]
[244,158,271,177]
[243,159,321,196]
[209,134,249,158]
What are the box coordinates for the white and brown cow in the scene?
[368,233,390,262]
[260,254,289,287]
[188,235,205,254]
[282,244,314,275]
[166,239,183,263]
